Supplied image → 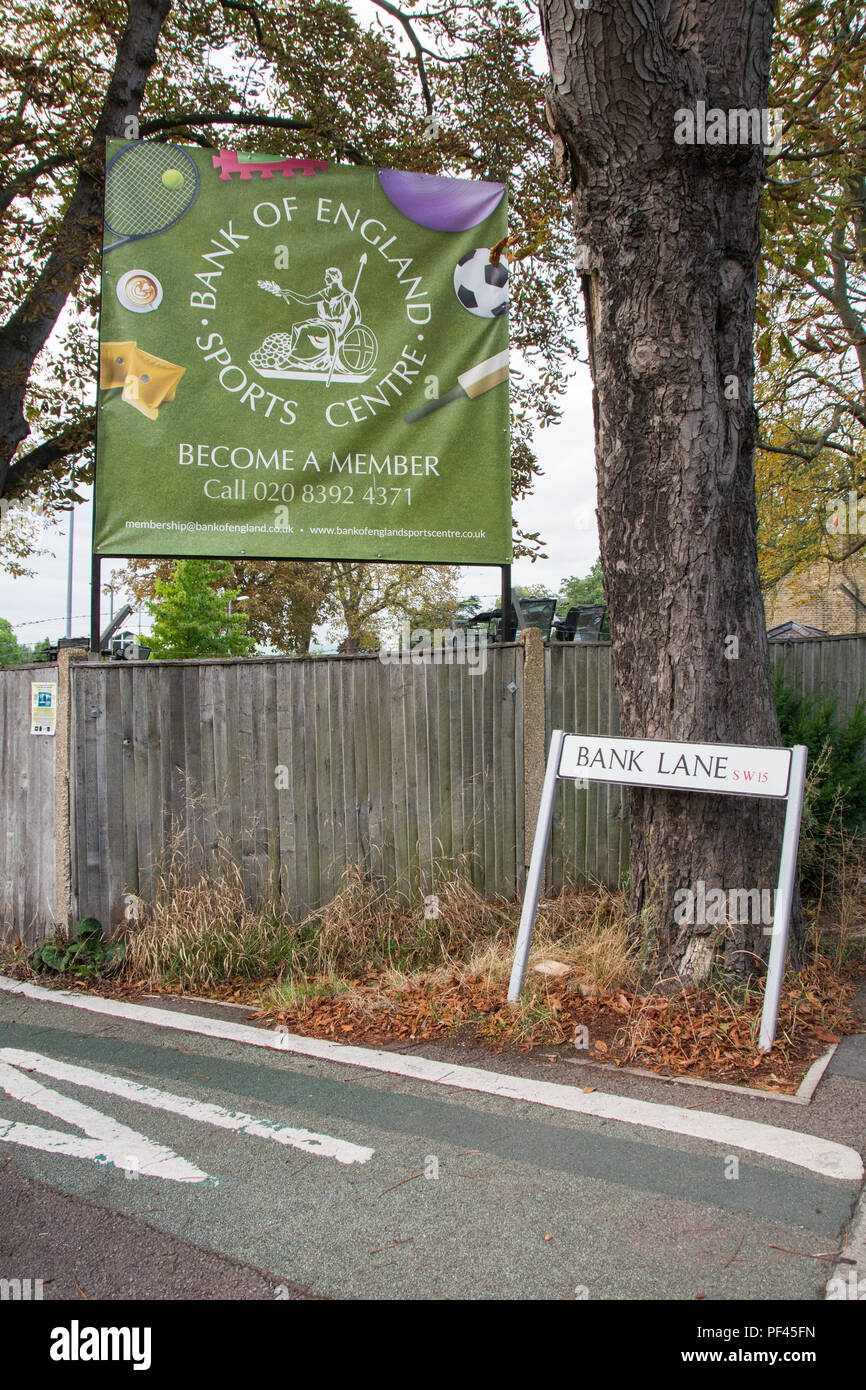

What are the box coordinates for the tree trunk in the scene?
[540,0,793,982]
[0,0,172,497]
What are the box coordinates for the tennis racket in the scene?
[104,141,199,253]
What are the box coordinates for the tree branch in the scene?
[138,112,370,164]
[370,0,434,115]
[0,107,371,217]
[829,223,866,393]
[835,535,866,564]
[0,153,80,217]
[3,417,96,497]
[0,0,173,495]
[757,433,856,460]
[220,0,263,45]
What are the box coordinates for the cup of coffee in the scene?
[116,269,163,314]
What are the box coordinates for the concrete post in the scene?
[520,626,547,875]
[54,646,87,930]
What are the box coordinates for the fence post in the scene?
[520,626,547,883]
[54,646,87,930]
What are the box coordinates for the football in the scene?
[453,248,509,318]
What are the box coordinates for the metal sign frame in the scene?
[507,729,809,1052]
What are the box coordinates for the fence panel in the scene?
[70,647,523,929]
[546,642,627,889]
[0,665,56,942]
[770,635,866,719]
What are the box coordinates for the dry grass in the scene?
[124,835,298,991]
[100,815,866,1092]
[509,884,638,990]
[0,936,26,975]
[256,878,640,1019]
[296,862,515,980]
[122,822,640,1009]
[124,838,519,994]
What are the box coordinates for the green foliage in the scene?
[557,559,605,614]
[514,583,555,601]
[30,917,124,978]
[756,0,866,587]
[146,559,255,659]
[0,616,27,664]
[774,673,866,888]
[0,498,51,578]
[454,594,481,622]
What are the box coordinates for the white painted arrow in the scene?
[0,1048,374,1180]
[0,1059,211,1181]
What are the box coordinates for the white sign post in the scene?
[508,730,809,1052]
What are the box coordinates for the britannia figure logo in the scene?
[251,255,378,384]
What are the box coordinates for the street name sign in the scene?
[508,730,808,1052]
[558,734,792,798]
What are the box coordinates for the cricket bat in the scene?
[405,349,509,422]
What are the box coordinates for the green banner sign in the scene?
[93,142,512,565]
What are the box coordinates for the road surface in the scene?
[0,983,862,1302]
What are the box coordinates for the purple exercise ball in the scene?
[377,168,505,232]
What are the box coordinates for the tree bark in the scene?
[0,0,173,497]
[540,0,791,982]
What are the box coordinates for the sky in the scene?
[0,1,600,644]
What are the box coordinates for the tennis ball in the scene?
[162,168,184,190]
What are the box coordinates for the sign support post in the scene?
[759,743,808,1051]
[500,564,514,642]
[90,552,102,656]
[508,729,565,1000]
[508,728,808,1054]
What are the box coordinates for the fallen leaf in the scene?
[582,1086,596,1094]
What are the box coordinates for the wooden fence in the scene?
[70,645,524,935]
[2,634,866,942]
[546,641,627,892]
[768,634,866,719]
[0,664,56,936]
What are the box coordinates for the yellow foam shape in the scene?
[99,342,137,389]
[122,373,159,420]
[120,347,186,421]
